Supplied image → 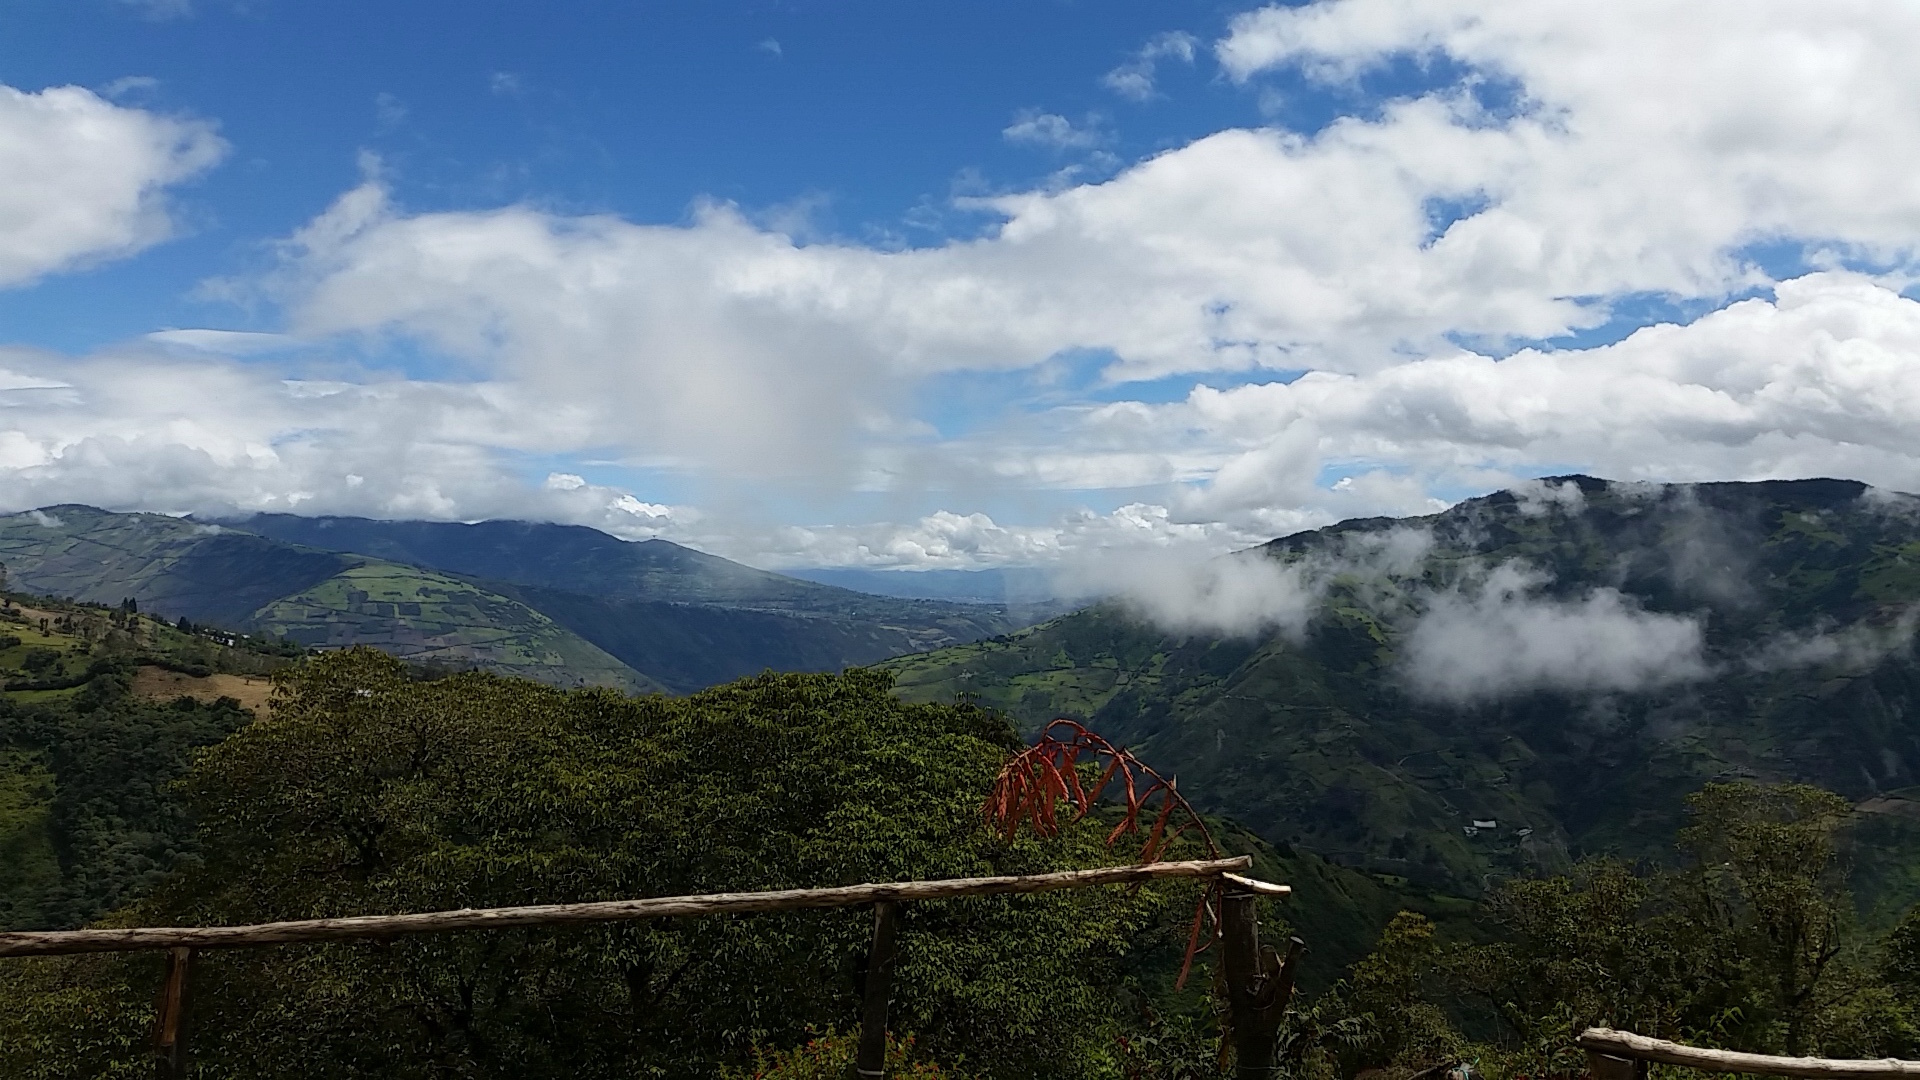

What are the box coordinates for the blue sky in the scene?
[1,0,1256,347]
[2,0,1919,569]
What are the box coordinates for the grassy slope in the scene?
[0,508,659,694]
[253,562,661,694]
[230,513,1005,613]
[232,513,851,607]
[885,478,1920,909]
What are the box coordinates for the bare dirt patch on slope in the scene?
[132,666,275,713]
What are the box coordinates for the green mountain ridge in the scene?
[0,506,1029,694]
[226,513,856,609]
[0,506,349,626]
[222,512,1028,691]
[884,476,1920,909]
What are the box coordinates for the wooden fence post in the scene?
[855,900,901,1080]
[154,946,193,1079]
[1221,886,1302,1079]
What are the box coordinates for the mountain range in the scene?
[884,476,1920,911]
[10,478,1920,917]
[0,507,1028,694]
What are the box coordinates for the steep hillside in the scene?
[0,507,1030,694]
[496,583,999,692]
[251,563,657,693]
[231,513,1025,626]
[0,506,347,626]
[886,477,1920,902]
[226,512,1030,692]
[231,514,831,607]
[0,509,656,693]
[0,589,300,929]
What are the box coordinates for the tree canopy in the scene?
[1,649,1211,1079]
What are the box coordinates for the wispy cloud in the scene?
[1745,609,1920,674]
[1001,110,1108,150]
[374,92,407,132]
[145,329,307,355]
[99,76,161,100]
[118,0,193,21]
[1103,31,1198,101]
[1068,524,1433,637]
[757,38,783,58]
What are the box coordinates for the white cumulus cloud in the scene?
[0,83,224,288]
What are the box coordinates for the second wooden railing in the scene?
[1580,1027,1920,1080]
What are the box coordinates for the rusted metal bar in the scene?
[854,901,901,1079]
[1578,1028,1920,1078]
[0,857,1255,957]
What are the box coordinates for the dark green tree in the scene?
[1680,782,1854,1054]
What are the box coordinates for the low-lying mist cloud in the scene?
[1063,524,1436,638]
[1073,549,1324,638]
[1400,563,1709,704]
[1746,608,1920,674]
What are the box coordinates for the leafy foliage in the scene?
[1288,782,1920,1080]
[722,1030,973,1079]
[0,664,252,930]
[2,649,1217,1078]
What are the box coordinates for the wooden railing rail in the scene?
[1579,1028,1920,1080]
[0,857,1257,957]
[0,856,1298,1079]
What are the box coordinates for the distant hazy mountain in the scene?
[785,566,1063,604]
[231,515,848,609]
[224,514,1029,691]
[0,508,1031,694]
[884,477,1920,909]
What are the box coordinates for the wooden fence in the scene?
[0,856,1296,1079]
[1580,1028,1920,1080]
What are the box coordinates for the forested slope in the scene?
[887,477,1920,906]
